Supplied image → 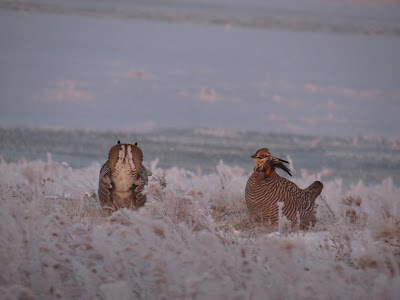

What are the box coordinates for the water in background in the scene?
[1,1,400,137]
[1,127,399,187]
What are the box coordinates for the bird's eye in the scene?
[259,155,266,159]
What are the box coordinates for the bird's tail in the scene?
[305,181,323,202]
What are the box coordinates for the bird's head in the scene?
[108,142,143,174]
[251,148,272,172]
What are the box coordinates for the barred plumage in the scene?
[98,142,149,211]
[245,148,323,227]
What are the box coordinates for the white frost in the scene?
[0,157,399,299]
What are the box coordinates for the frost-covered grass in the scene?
[0,156,399,299]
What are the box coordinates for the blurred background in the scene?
[0,0,399,184]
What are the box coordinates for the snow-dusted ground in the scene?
[0,156,399,299]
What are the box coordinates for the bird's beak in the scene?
[251,154,257,159]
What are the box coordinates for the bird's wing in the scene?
[138,164,149,184]
[133,183,146,208]
[131,164,149,208]
[98,160,113,206]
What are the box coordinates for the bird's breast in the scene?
[112,163,137,193]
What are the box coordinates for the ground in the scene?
[0,157,399,299]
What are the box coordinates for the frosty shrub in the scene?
[0,158,399,299]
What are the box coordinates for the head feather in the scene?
[108,143,143,172]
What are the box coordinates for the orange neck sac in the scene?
[265,166,271,176]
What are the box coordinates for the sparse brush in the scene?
[373,216,400,249]
[329,230,355,268]
[340,195,368,228]
[315,195,337,229]
[1,159,400,299]
[341,195,362,207]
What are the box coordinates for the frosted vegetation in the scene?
[1,156,399,299]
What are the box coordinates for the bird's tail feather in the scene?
[305,181,323,201]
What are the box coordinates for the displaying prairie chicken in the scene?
[245,148,323,227]
[98,141,149,211]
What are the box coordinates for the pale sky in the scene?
[1,1,400,137]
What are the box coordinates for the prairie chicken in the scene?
[98,141,149,211]
[245,148,323,227]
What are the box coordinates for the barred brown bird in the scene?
[245,148,323,227]
[98,141,149,211]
